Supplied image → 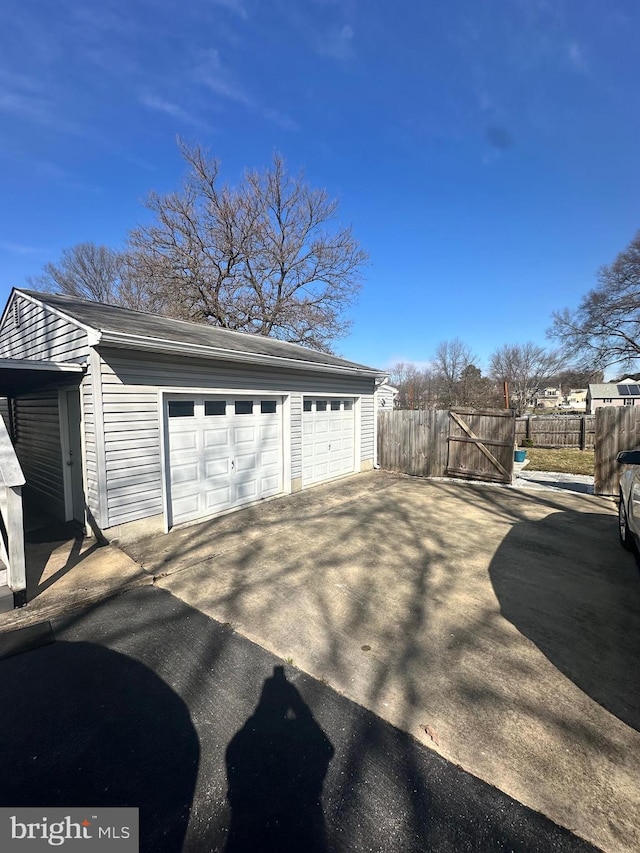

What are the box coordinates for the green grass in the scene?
[523,447,594,476]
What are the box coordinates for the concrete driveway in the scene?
[0,586,598,853]
[125,470,640,853]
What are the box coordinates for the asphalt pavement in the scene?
[0,586,599,853]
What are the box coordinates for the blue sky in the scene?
[1,0,639,373]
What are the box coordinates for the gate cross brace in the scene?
[448,410,510,479]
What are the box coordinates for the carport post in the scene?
[6,485,26,598]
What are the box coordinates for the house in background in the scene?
[0,289,385,604]
[586,378,640,413]
[534,387,562,409]
[376,383,398,410]
[563,389,587,411]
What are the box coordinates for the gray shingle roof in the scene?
[20,289,381,375]
[588,379,640,398]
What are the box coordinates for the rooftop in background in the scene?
[588,378,640,398]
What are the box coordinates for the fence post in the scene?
[579,415,586,451]
[526,417,531,441]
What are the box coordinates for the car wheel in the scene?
[619,491,634,551]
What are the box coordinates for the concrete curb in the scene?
[0,571,155,633]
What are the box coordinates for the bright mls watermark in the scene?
[0,808,138,851]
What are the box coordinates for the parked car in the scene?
[617,449,640,550]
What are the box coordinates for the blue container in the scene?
[514,449,527,463]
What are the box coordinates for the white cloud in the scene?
[195,50,298,130]
[210,0,249,20]
[316,23,355,60]
[0,241,46,255]
[140,93,211,128]
[567,40,588,72]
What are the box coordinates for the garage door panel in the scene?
[234,424,257,444]
[236,452,257,472]
[203,426,231,448]
[204,458,230,478]
[171,462,200,485]
[172,494,200,523]
[236,480,258,500]
[260,423,279,441]
[261,473,280,493]
[204,485,233,510]
[170,431,200,451]
[261,448,279,466]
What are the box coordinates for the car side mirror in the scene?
[617,449,640,465]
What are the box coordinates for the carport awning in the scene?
[0,358,86,397]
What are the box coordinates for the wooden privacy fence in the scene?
[377,408,516,484]
[594,407,640,495]
[515,415,595,449]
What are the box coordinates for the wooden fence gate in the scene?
[594,407,640,495]
[377,408,516,483]
[446,409,515,484]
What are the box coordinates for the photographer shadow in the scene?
[225,666,334,853]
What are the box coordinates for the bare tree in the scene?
[388,362,438,409]
[489,343,564,415]
[549,230,640,370]
[29,243,125,304]
[127,143,366,351]
[432,338,477,407]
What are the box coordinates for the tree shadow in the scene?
[0,637,200,853]
[225,665,334,853]
[489,510,640,731]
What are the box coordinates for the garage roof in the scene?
[16,289,384,378]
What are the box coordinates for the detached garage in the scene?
[0,289,385,541]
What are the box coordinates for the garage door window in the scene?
[330,400,341,411]
[303,400,312,412]
[205,400,226,416]
[168,400,195,418]
[344,400,353,411]
[316,400,327,411]
[235,400,254,415]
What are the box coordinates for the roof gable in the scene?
[0,290,91,363]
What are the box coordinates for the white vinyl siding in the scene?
[290,392,303,481]
[96,348,376,529]
[360,394,375,463]
[103,384,162,527]
[81,365,99,523]
[0,293,89,362]
[13,391,65,518]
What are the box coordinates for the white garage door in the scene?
[166,395,282,526]
[302,397,355,486]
